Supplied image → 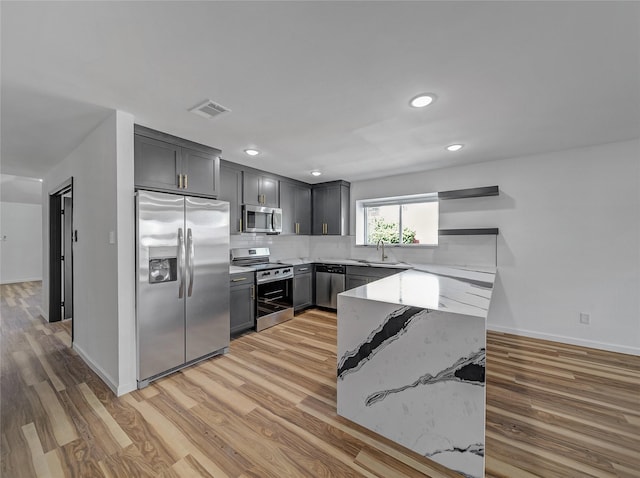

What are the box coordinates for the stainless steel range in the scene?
[231,248,293,331]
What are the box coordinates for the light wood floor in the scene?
[1,282,639,477]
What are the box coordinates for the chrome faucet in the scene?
[376,239,388,262]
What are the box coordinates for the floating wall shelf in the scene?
[438,185,499,200]
[439,228,499,236]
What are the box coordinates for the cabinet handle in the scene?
[298,267,308,272]
[295,223,299,234]
[178,174,183,189]
[231,277,247,282]
[184,174,188,189]
[250,285,255,300]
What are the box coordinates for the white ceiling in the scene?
[1,1,639,185]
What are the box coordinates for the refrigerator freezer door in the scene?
[185,196,230,362]
[137,191,186,381]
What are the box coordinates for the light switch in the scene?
[109,231,116,244]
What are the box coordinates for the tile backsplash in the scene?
[230,233,496,267]
[229,234,310,261]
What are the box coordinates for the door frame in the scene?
[48,178,73,334]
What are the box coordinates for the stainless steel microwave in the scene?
[243,205,282,234]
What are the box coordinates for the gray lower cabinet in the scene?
[220,162,243,234]
[134,126,220,197]
[230,272,255,336]
[345,266,406,290]
[293,264,314,312]
[280,181,312,235]
[312,181,350,235]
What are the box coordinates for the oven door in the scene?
[256,278,293,318]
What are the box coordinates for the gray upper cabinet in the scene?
[134,135,181,191]
[134,126,221,197]
[181,147,220,197]
[219,162,243,234]
[243,171,279,207]
[312,181,350,235]
[280,181,312,235]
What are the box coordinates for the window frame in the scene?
[356,192,439,247]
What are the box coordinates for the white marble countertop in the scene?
[277,257,410,268]
[339,266,496,319]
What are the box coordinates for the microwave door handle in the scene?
[187,228,194,297]
[178,228,185,298]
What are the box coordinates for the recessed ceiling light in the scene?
[311,171,322,177]
[244,149,260,156]
[38,179,43,182]
[446,144,464,152]
[409,93,436,108]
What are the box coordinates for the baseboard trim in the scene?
[73,343,119,396]
[487,324,640,356]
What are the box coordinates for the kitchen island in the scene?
[337,265,496,478]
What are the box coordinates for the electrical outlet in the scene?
[579,313,590,325]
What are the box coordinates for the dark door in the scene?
[312,187,326,235]
[295,185,312,235]
[220,165,243,233]
[260,176,279,207]
[182,147,218,197]
[134,135,180,191]
[230,284,255,335]
[63,197,73,320]
[243,171,261,205]
[324,184,341,234]
[279,182,296,234]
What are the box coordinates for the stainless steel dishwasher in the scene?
[315,264,346,310]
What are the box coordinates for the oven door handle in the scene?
[263,289,283,296]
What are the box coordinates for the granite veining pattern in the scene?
[337,267,495,478]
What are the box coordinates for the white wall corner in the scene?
[73,343,119,396]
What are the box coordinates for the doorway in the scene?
[48,178,73,341]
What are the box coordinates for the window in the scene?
[356,193,439,246]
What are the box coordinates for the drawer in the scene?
[230,272,254,286]
[294,264,313,275]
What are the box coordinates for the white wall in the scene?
[0,202,43,283]
[42,110,136,395]
[349,139,640,355]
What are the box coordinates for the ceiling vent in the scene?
[189,99,231,119]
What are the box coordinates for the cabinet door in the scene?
[181,147,219,197]
[323,184,342,235]
[243,171,261,205]
[346,275,369,291]
[279,182,296,234]
[312,187,326,235]
[135,135,180,191]
[220,165,243,234]
[261,176,279,207]
[293,273,313,311]
[230,284,255,335]
[295,185,312,235]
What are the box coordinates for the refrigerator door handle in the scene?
[178,227,185,298]
[187,228,194,297]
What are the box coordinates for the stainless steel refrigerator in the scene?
[136,190,230,388]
